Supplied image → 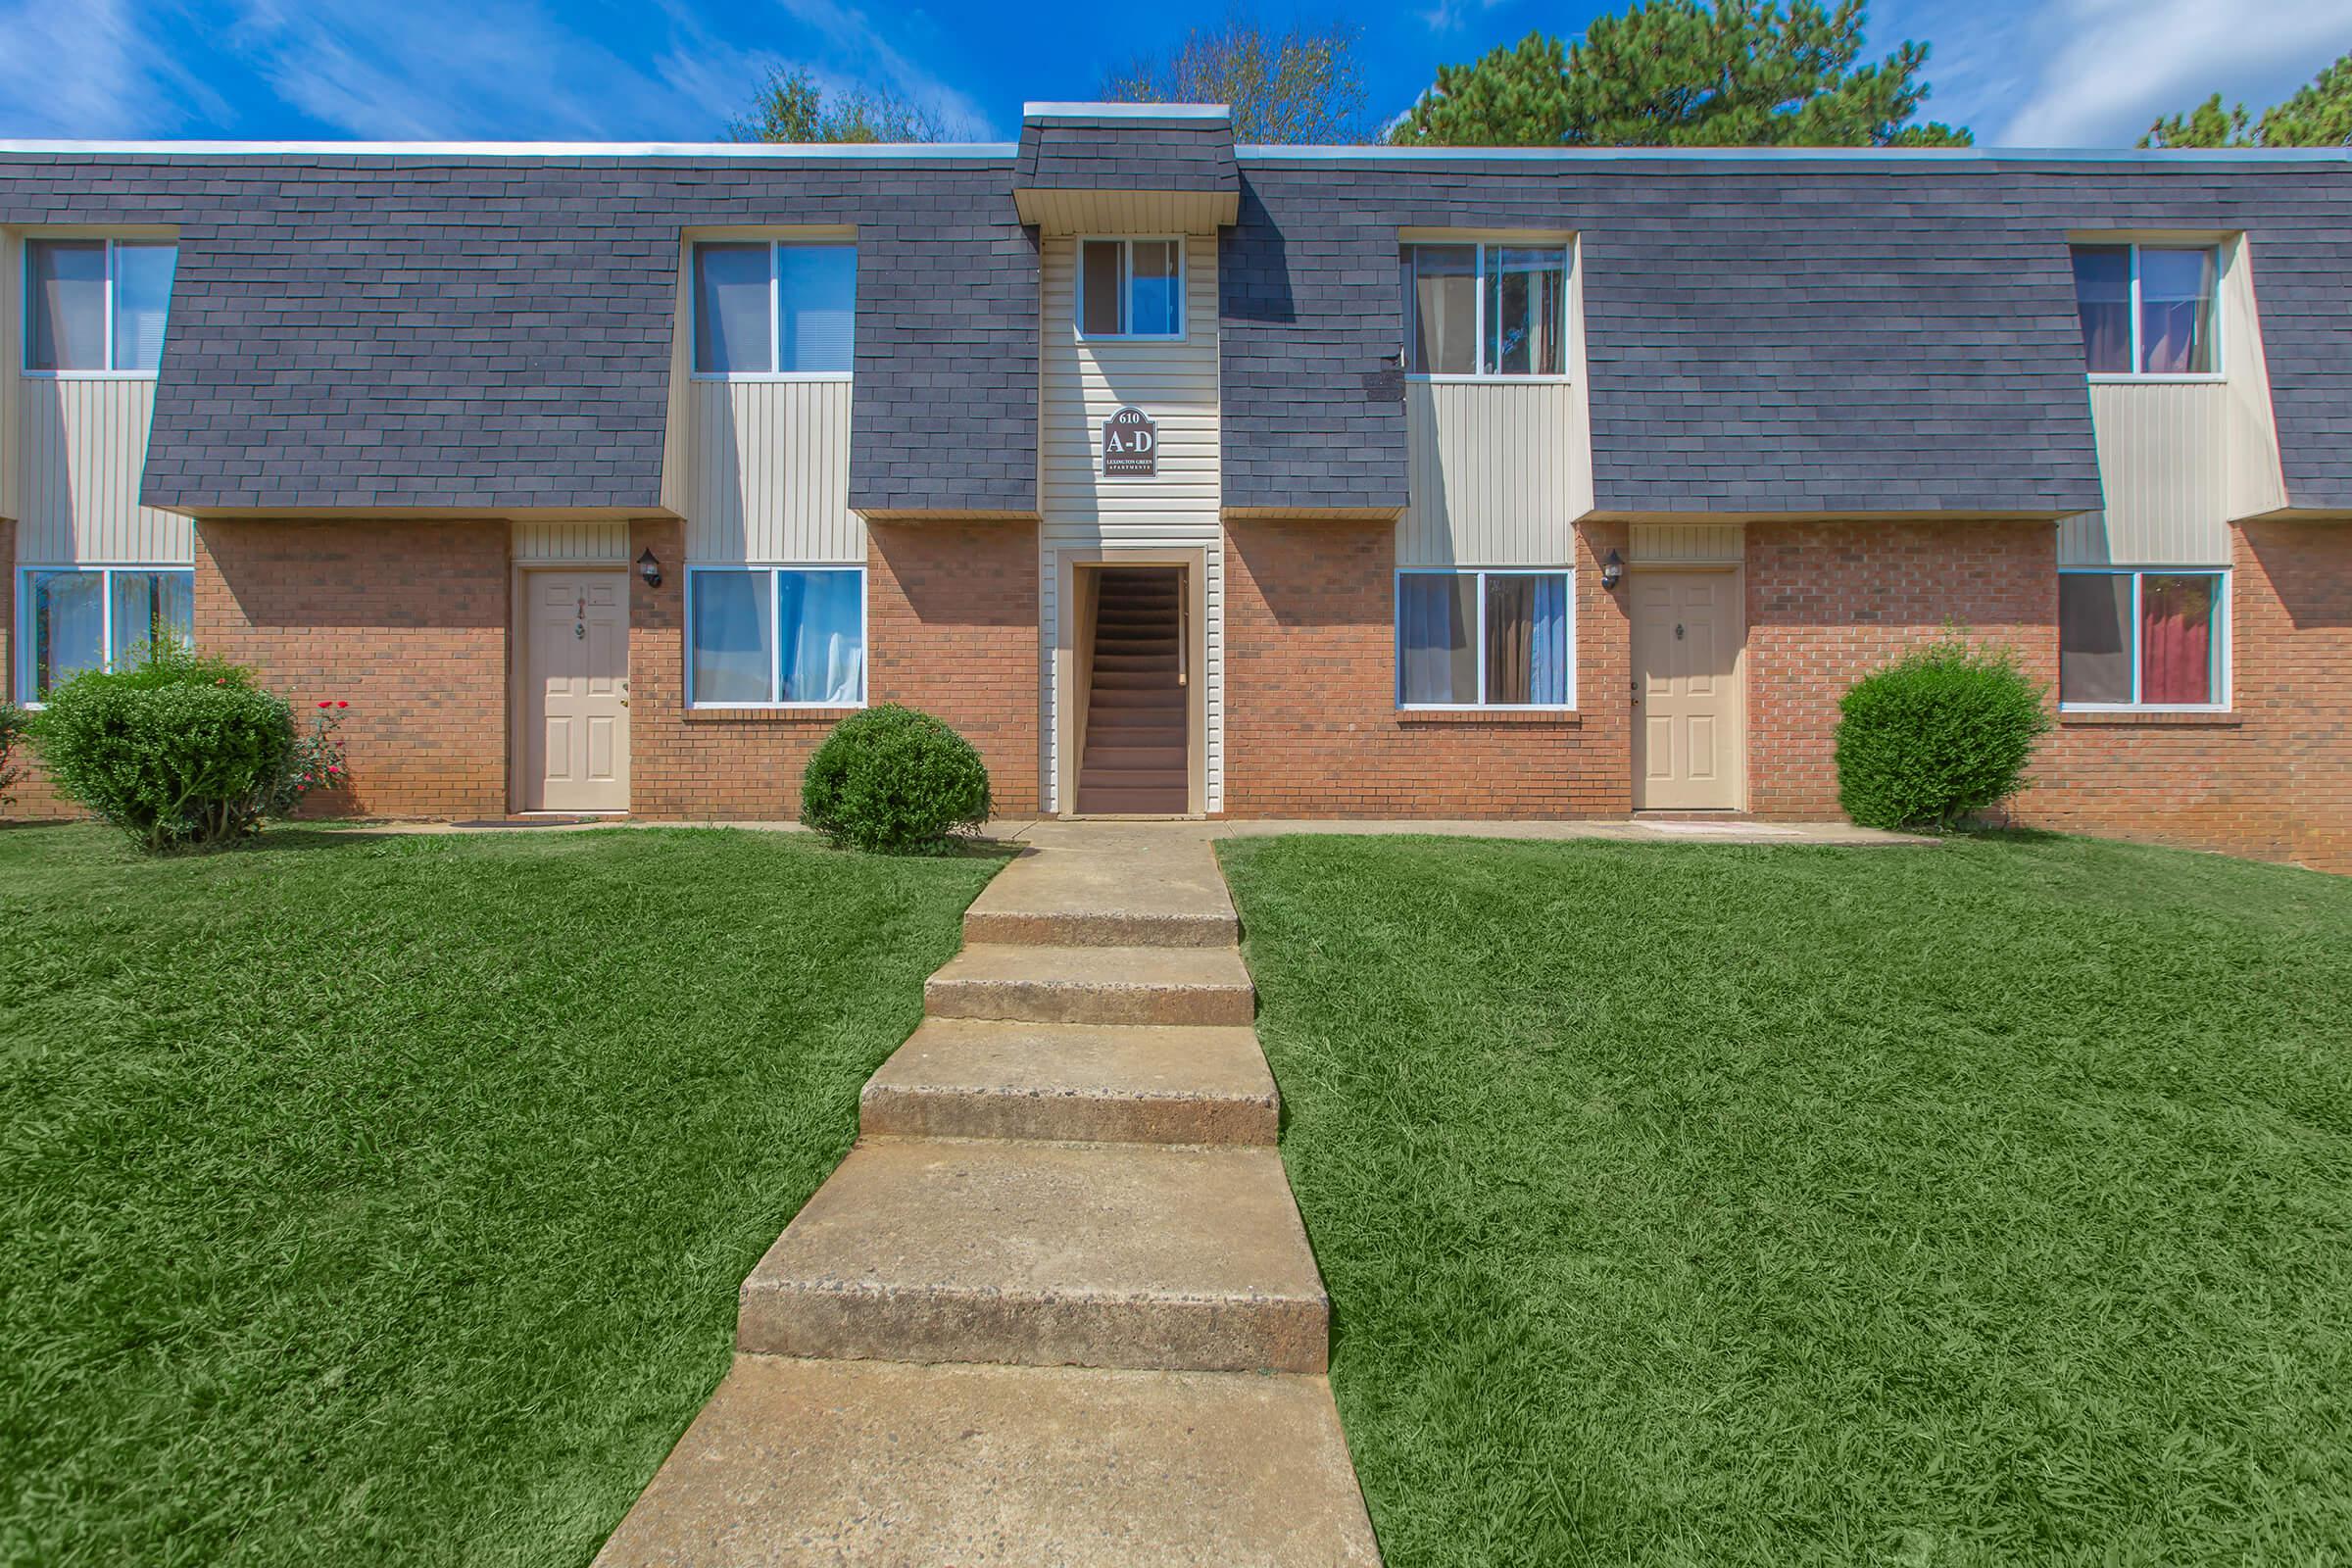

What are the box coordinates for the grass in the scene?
[1219,831,2352,1568]
[0,822,1003,1568]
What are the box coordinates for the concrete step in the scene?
[927,944,1251,1024]
[738,1138,1328,1372]
[962,839,1237,947]
[595,1357,1377,1567]
[863,1018,1277,1144]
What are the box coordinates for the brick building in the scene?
[2,106,2346,869]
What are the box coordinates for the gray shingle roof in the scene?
[1014,115,1239,194]
[1223,152,2352,516]
[0,152,1038,515]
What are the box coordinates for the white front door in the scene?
[525,570,629,811]
[1632,570,1741,810]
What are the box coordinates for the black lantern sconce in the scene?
[636,548,663,589]
[1600,548,1625,591]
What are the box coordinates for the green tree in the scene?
[2143,50,2352,148]
[729,67,961,144]
[1390,0,1970,148]
[1103,15,1371,143]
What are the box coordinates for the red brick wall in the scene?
[2028,522,2350,873]
[195,519,510,819]
[628,517,1041,819]
[1744,519,2058,818]
[1221,518,1632,817]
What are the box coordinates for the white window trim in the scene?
[682,563,869,710]
[2078,241,2226,383]
[1394,565,1579,712]
[1400,240,1575,384]
[687,239,858,382]
[14,564,197,707]
[2058,564,2233,712]
[21,237,174,379]
[1073,236,1188,344]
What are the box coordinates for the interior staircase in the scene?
[1076,568,1188,816]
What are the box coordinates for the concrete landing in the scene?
[738,1138,1327,1372]
[862,1018,1278,1145]
[591,1355,1380,1568]
[963,831,1237,947]
[926,944,1255,1026]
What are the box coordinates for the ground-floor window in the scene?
[17,565,195,702]
[2058,568,2229,709]
[686,565,865,708]
[1396,568,1573,709]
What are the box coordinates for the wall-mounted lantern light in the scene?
[1600,548,1625,591]
[636,548,662,589]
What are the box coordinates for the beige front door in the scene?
[525,570,629,811]
[1632,570,1741,810]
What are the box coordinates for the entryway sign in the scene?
[1102,406,1157,477]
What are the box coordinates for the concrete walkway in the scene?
[593,828,1381,1565]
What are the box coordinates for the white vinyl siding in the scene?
[14,376,191,565]
[512,520,630,564]
[1396,379,1592,566]
[1039,233,1223,813]
[672,379,861,563]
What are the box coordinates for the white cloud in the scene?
[1994,0,2352,146]
[0,0,222,136]
[764,0,993,135]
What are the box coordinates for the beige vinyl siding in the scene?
[1396,381,1592,565]
[513,519,630,563]
[2062,235,2286,565]
[1628,522,1744,564]
[1038,234,1223,812]
[15,376,190,564]
[672,379,862,563]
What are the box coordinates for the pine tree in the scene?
[1390,0,1970,148]
[2144,51,2352,148]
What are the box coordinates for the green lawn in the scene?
[1219,832,2352,1568]
[0,823,1003,1568]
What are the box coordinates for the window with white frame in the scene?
[1396,568,1574,709]
[2059,568,2229,709]
[17,566,194,701]
[686,566,865,707]
[1398,242,1570,377]
[24,238,178,373]
[1077,239,1184,339]
[691,241,857,375]
[2070,243,2221,376]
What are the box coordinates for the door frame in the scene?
[1628,564,1747,812]
[1053,545,1207,817]
[509,563,633,814]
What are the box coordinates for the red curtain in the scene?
[2139,575,2214,705]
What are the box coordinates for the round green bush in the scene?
[33,650,298,853]
[1835,638,2052,832]
[801,704,993,854]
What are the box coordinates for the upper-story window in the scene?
[1078,239,1184,339]
[24,238,177,374]
[692,241,856,377]
[1399,242,1569,378]
[2071,243,2219,377]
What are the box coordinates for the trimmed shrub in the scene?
[0,701,27,810]
[1835,637,2052,832]
[802,704,993,854]
[32,650,299,852]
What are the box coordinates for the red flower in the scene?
[336,701,348,709]
[318,700,331,709]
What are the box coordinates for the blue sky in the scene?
[1,0,2348,147]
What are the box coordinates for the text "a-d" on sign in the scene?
[1102,405,1157,477]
